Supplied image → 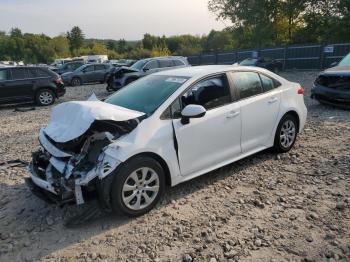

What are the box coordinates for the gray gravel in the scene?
[0,72,349,262]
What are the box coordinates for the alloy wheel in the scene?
[122,167,160,211]
[279,120,296,148]
[39,91,53,105]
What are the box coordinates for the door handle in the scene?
[227,111,240,119]
[268,97,278,104]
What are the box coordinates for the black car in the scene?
[0,66,65,106]
[312,53,350,109]
[239,57,283,73]
[51,61,85,75]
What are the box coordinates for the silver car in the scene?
[107,56,190,91]
[61,63,112,86]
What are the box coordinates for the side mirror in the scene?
[330,62,338,67]
[181,104,206,125]
[143,68,149,72]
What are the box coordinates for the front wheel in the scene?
[110,156,165,217]
[273,114,298,153]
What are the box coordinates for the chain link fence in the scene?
[187,43,350,70]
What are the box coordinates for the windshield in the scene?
[130,60,148,70]
[105,75,189,115]
[338,53,350,66]
[240,59,257,66]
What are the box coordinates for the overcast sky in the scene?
[0,0,227,40]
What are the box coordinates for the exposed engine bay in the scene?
[26,99,145,206]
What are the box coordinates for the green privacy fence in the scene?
[187,43,350,70]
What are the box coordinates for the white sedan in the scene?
[27,65,307,217]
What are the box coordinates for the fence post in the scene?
[320,43,325,70]
[283,46,287,71]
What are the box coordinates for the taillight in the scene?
[54,78,63,85]
[297,86,304,95]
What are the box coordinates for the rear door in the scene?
[94,64,107,81]
[82,65,95,83]
[229,71,281,152]
[0,68,12,102]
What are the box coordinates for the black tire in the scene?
[101,74,109,84]
[273,114,298,153]
[71,77,82,86]
[35,89,55,106]
[125,78,136,86]
[110,156,165,217]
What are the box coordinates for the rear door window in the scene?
[11,68,28,80]
[260,74,276,92]
[0,69,9,81]
[231,72,262,99]
[158,59,173,68]
[95,64,105,71]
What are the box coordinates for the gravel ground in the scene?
[0,72,349,262]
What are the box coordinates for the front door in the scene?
[172,74,242,177]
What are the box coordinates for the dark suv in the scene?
[0,67,65,106]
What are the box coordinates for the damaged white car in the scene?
[27,65,307,216]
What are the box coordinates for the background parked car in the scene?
[107,56,190,91]
[239,57,283,73]
[312,52,350,109]
[0,66,65,106]
[51,61,84,75]
[61,63,112,86]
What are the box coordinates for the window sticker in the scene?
[165,77,187,84]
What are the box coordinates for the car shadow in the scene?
[0,101,36,111]
[0,148,278,261]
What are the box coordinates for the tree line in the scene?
[0,0,349,64]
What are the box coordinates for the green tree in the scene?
[67,26,84,55]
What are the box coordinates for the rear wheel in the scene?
[273,114,298,153]
[35,89,55,106]
[71,77,82,86]
[110,156,165,217]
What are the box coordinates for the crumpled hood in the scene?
[44,100,145,143]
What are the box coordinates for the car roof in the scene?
[153,65,237,77]
[154,65,284,79]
